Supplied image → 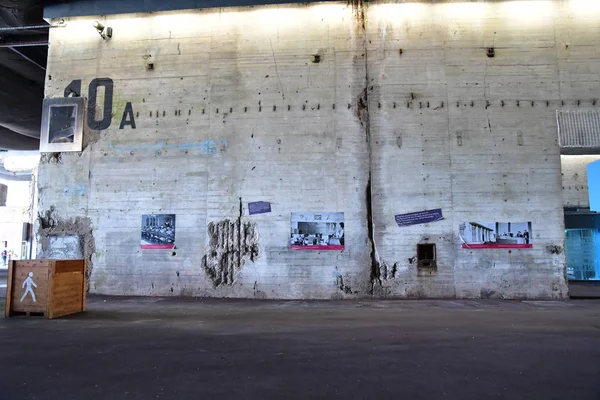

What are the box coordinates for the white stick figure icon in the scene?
[20,272,37,303]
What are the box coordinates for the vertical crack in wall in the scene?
[352,0,382,295]
[201,198,259,287]
[37,206,95,292]
[366,173,382,293]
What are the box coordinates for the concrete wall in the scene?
[39,0,600,299]
[41,4,372,298]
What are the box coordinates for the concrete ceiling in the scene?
[0,1,63,151]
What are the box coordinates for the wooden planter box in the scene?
[5,259,87,319]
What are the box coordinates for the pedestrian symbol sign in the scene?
[20,272,37,303]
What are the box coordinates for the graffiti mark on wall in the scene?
[62,184,86,197]
[109,140,228,155]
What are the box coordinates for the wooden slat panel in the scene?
[4,260,14,317]
[54,260,86,274]
[49,273,84,319]
[82,261,87,312]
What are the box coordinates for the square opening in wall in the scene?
[47,235,84,259]
[417,243,436,269]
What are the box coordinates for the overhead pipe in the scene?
[0,40,48,48]
[0,22,64,32]
[0,21,64,48]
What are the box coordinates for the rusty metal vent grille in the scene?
[557,110,600,148]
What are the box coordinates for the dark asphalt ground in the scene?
[0,297,599,400]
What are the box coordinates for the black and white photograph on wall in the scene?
[460,221,532,249]
[40,97,85,153]
[141,214,176,249]
[290,212,344,250]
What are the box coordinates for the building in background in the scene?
[34,0,600,299]
[0,152,38,264]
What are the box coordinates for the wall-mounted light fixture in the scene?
[93,21,112,40]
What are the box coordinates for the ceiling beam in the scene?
[7,46,45,70]
[44,0,322,18]
[0,40,48,47]
[0,35,48,48]
[0,24,51,32]
[0,126,39,151]
[0,64,43,138]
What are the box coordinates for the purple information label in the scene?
[248,201,271,215]
[395,209,443,227]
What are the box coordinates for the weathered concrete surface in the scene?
[41,4,371,299]
[38,0,600,298]
[365,1,586,299]
[0,297,599,399]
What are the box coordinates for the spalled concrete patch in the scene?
[40,153,62,164]
[337,275,353,294]
[37,206,95,291]
[201,219,259,287]
[377,260,398,280]
[546,244,564,254]
[480,289,503,299]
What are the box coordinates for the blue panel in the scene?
[248,201,271,215]
[395,209,443,227]
[587,160,600,212]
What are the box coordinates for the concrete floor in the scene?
[0,297,599,400]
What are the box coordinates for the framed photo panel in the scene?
[40,97,85,152]
[290,212,344,250]
[141,214,176,249]
[460,221,532,249]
